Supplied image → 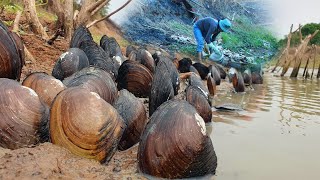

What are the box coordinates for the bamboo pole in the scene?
[311,45,317,78]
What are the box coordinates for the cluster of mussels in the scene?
[0,21,263,179]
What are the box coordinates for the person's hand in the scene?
[208,42,221,55]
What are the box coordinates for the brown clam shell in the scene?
[22,72,66,107]
[243,69,252,85]
[207,75,216,96]
[232,70,245,92]
[186,85,212,123]
[100,35,125,62]
[252,72,263,84]
[50,87,125,163]
[193,63,209,80]
[178,58,193,73]
[149,57,179,116]
[0,21,24,80]
[0,78,49,149]
[128,51,137,61]
[189,74,209,98]
[138,100,217,178]
[114,89,148,151]
[136,49,155,73]
[189,65,200,76]
[63,67,118,105]
[209,65,221,85]
[126,45,137,57]
[116,60,153,98]
[70,26,93,48]
[214,64,227,79]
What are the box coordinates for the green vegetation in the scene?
[278,23,320,47]
[220,17,278,54]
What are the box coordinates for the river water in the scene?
[209,72,320,180]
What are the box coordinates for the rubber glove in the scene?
[208,42,221,55]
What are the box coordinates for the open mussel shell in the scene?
[52,48,90,80]
[149,57,179,116]
[188,74,209,98]
[207,75,216,96]
[79,40,119,78]
[100,35,125,62]
[214,64,227,79]
[136,49,155,73]
[50,87,125,163]
[229,68,245,92]
[178,58,192,73]
[186,86,212,123]
[243,69,252,85]
[252,72,263,84]
[0,78,49,149]
[138,100,217,178]
[0,21,24,80]
[209,65,221,85]
[116,60,153,98]
[193,63,209,80]
[114,89,147,151]
[70,25,93,48]
[22,72,66,107]
[63,67,118,105]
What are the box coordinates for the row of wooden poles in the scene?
[272,24,320,79]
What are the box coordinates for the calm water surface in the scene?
[209,73,320,180]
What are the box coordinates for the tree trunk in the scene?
[64,0,74,41]
[278,24,293,76]
[311,45,317,78]
[302,58,309,77]
[23,0,49,40]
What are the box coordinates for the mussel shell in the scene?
[100,35,125,61]
[207,75,216,96]
[178,58,193,73]
[0,21,23,80]
[0,78,49,149]
[243,69,252,85]
[138,100,217,178]
[128,51,137,61]
[52,48,90,80]
[209,65,221,85]
[10,32,25,66]
[232,70,245,92]
[70,25,93,48]
[114,89,148,151]
[149,57,179,116]
[186,86,212,123]
[189,65,200,76]
[116,60,153,98]
[214,64,227,79]
[79,40,119,79]
[126,45,137,57]
[63,67,118,105]
[189,74,209,98]
[50,87,125,163]
[22,72,66,106]
[252,72,263,84]
[136,49,155,73]
[193,63,209,80]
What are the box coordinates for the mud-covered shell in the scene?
[116,60,153,98]
[52,48,90,80]
[186,85,212,123]
[138,100,217,178]
[100,35,125,62]
[149,57,179,116]
[70,26,93,48]
[209,65,221,85]
[50,87,125,163]
[0,78,49,149]
[188,74,209,98]
[136,49,155,73]
[79,40,119,78]
[63,67,118,105]
[252,72,263,84]
[207,75,216,96]
[193,63,209,80]
[243,69,252,85]
[114,89,148,151]
[214,64,227,79]
[0,21,24,80]
[178,58,193,73]
[22,72,66,106]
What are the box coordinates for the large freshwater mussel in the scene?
[50,87,125,163]
[114,89,148,151]
[22,72,66,107]
[243,68,252,86]
[229,68,245,92]
[193,62,209,80]
[188,73,209,98]
[149,56,180,115]
[138,100,217,178]
[0,78,49,149]
[52,48,90,80]
[63,67,118,105]
[79,40,119,79]
[116,60,153,98]
[214,64,227,79]
[209,64,221,85]
[100,35,125,64]
[126,45,137,57]
[252,72,263,84]
[178,58,193,73]
[136,49,156,73]
[0,21,24,80]
[70,25,93,48]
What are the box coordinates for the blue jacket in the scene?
[194,17,220,43]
